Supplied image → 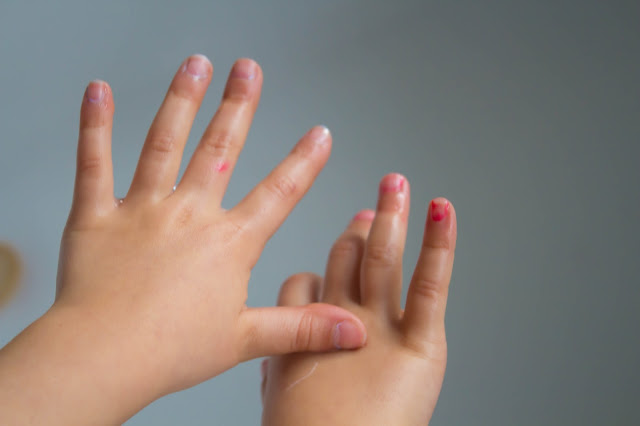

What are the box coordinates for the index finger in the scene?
[230,126,331,263]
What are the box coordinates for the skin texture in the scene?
[0,55,367,425]
[262,175,458,426]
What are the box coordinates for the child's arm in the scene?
[261,174,457,425]
[0,55,366,425]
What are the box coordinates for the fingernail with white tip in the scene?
[309,125,330,145]
[183,54,210,80]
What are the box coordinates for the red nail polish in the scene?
[430,200,449,221]
[379,174,405,193]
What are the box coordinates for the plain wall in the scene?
[0,0,638,424]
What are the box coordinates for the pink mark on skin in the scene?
[379,174,405,193]
[215,161,230,172]
[430,200,449,222]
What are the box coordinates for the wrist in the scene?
[0,304,163,425]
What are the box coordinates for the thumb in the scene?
[238,303,367,361]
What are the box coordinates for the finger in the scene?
[322,210,374,304]
[127,54,212,201]
[238,303,366,361]
[402,198,457,349]
[360,174,410,316]
[180,58,262,206]
[231,126,332,264]
[70,80,115,220]
[277,273,322,307]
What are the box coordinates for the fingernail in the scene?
[260,359,268,379]
[333,321,365,350]
[430,199,450,221]
[230,58,257,80]
[308,125,330,145]
[85,80,105,103]
[379,173,405,193]
[352,210,375,222]
[183,54,210,80]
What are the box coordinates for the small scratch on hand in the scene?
[285,362,319,392]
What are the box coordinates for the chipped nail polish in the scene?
[430,200,449,221]
[379,174,405,193]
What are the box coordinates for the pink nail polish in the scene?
[230,58,257,80]
[352,210,375,222]
[85,80,105,103]
[430,200,449,221]
[379,174,405,193]
[183,54,210,80]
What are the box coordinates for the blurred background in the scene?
[0,0,638,424]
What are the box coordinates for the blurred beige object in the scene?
[0,242,22,307]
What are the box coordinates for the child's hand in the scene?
[261,174,457,425]
[0,55,366,425]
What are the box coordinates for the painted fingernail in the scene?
[430,199,450,221]
[379,173,405,193]
[230,58,257,80]
[85,80,105,103]
[183,54,210,80]
[260,359,268,379]
[308,125,330,145]
[352,210,375,222]
[332,321,365,350]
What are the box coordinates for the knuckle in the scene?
[265,174,297,201]
[148,131,176,155]
[364,243,399,268]
[330,237,363,261]
[293,312,315,351]
[424,238,452,251]
[411,276,444,303]
[403,335,448,363]
[77,156,102,176]
[201,129,233,158]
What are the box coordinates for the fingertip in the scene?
[181,54,213,81]
[376,173,410,217]
[230,57,261,81]
[307,125,332,148]
[277,273,322,306]
[332,318,367,350]
[426,197,457,247]
[351,209,375,222]
[81,80,114,129]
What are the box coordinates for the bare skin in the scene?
[262,174,457,425]
[0,55,366,425]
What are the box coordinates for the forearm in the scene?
[0,305,161,425]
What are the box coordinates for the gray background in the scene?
[0,0,638,424]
